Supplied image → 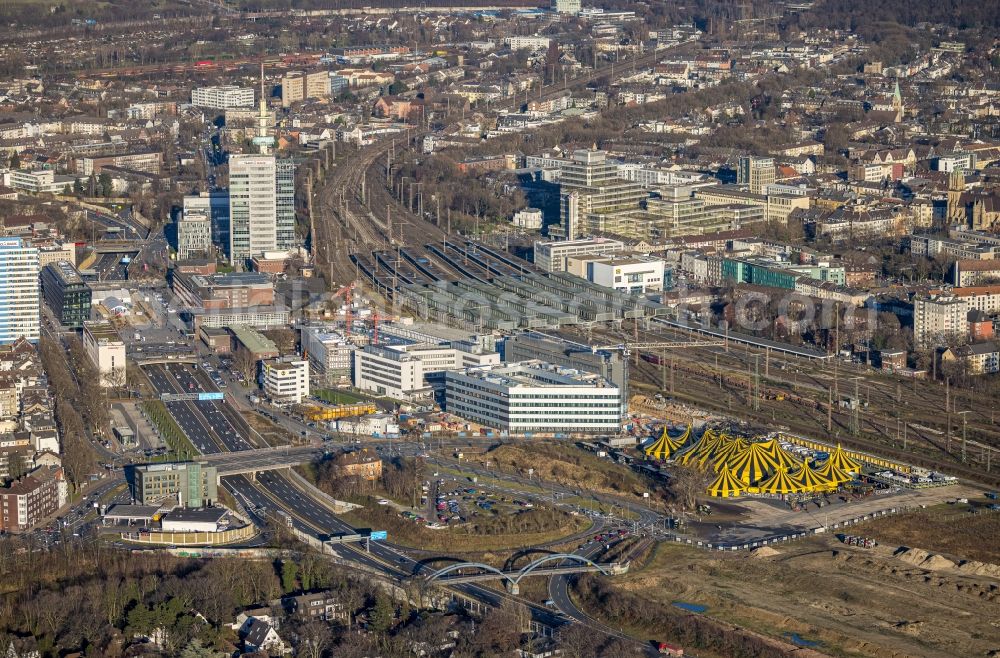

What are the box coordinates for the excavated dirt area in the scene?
[607,537,1000,657]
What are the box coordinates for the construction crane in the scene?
[332,283,355,337]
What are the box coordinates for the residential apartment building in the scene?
[552,0,581,14]
[177,211,212,260]
[737,156,776,195]
[444,362,622,434]
[191,85,255,109]
[262,359,309,404]
[0,468,66,532]
[281,70,330,107]
[913,295,969,348]
[0,239,39,343]
[40,260,91,329]
[128,461,218,508]
[82,322,125,387]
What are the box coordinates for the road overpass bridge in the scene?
[201,445,321,475]
[422,555,628,594]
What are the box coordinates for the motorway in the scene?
[140,362,593,633]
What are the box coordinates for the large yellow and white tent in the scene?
[706,468,746,498]
[729,442,781,484]
[756,468,803,495]
[644,425,689,460]
[790,460,833,492]
[826,444,863,473]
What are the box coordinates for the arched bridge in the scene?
[423,554,628,594]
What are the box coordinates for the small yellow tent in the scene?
[790,460,833,492]
[826,444,864,473]
[815,459,853,484]
[644,425,688,460]
[706,468,746,498]
[757,468,803,495]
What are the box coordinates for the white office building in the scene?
[444,361,622,434]
[0,238,39,343]
[353,342,500,399]
[228,155,296,264]
[82,321,126,387]
[504,35,552,51]
[7,169,76,194]
[533,237,626,272]
[567,255,665,294]
[191,85,255,109]
[262,359,310,404]
[552,0,581,14]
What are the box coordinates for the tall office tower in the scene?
[737,156,776,195]
[0,238,40,343]
[276,158,296,250]
[557,149,644,237]
[228,155,297,264]
[229,155,277,264]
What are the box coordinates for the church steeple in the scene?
[891,80,903,123]
[253,63,275,154]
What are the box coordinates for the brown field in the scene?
[573,537,1000,658]
[850,502,1000,563]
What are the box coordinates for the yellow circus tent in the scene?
[706,468,746,498]
[711,437,748,471]
[768,443,802,471]
[826,444,863,473]
[815,459,853,485]
[756,468,803,495]
[729,443,781,484]
[790,460,834,491]
[677,430,719,466]
[644,425,689,460]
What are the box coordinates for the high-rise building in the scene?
[228,156,296,264]
[40,260,89,329]
[183,191,230,256]
[557,149,644,238]
[914,295,969,348]
[276,158,296,250]
[281,70,331,107]
[0,239,40,343]
[81,321,126,387]
[229,155,277,264]
[176,211,212,260]
[737,156,776,195]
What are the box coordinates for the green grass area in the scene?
[140,400,197,460]
[314,389,369,405]
[342,495,592,554]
